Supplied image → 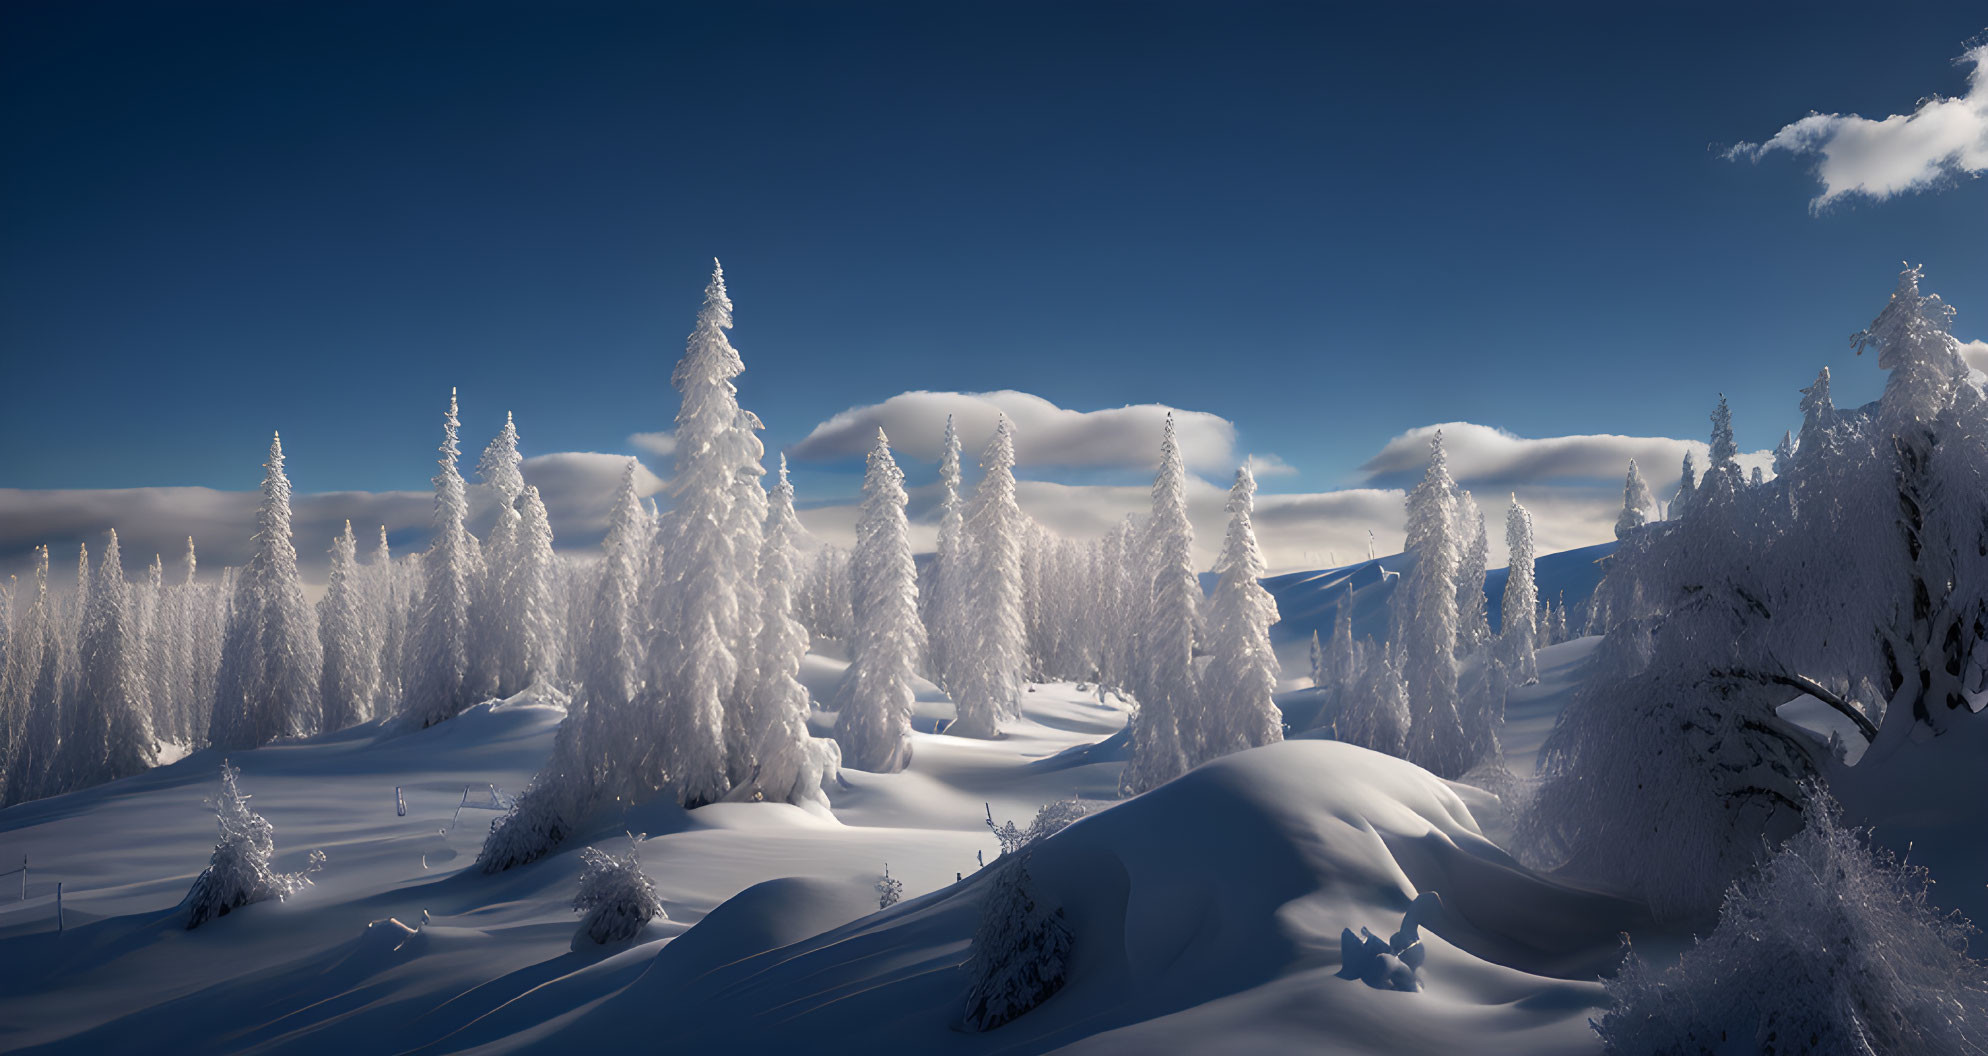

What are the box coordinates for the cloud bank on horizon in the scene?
[0,387,1752,585]
[1727,41,1988,208]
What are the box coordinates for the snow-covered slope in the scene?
[0,659,1631,1054]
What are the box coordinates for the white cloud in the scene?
[1961,338,1988,375]
[1727,43,1988,207]
[628,431,677,458]
[787,390,1262,476]
[1359,421,1773,488]
[0,452,667,585]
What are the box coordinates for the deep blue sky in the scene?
[3,1,1983,496]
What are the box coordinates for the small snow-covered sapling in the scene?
[877,863,903,909]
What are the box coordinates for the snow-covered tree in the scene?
[925,415,969,692]
[877,863,904,909]
[318,521,377,732]
[1671,451,1697,519]
[573,834,666,944]
[951,418,1027,739]
[1615,460,1654,539]
[165,538,200,745]
[1322,579,1360,699]
[1600,788,1988,1056]
[404,390,483,726]
[1772,430,1796,478]
[1501,495,1539,684]
[1395,432,1470,778]
[745,456,840,807]
[1337,644,1408,757]
[961,853,1072,1032]
[0,548,60,806]
[471,412,554,700]
[184,760,323,929]
[1454,493,1490,656]
[367,527,406,719]
[835,430,924,772]
[1122,415,1195,795]
[1197,466,1283,764]
[645,261,757,805]
[211,434,322,749]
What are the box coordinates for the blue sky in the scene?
[2,1,1985,572]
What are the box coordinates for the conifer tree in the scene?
[1396,431,1470,779]
[1672,451,1698,519]
[1123,414,1195,794]
[961,854,1072,1032]
[404,390,483,726]
[1324,579,1360,698]
[1502,495,1540,684]
[0,548,59,805]
[1337,645,1409,757]
[1615,460,1655,539]
[1455,493,1490,655]
[69,530,157,785]
[212,434,323,748]
[927,415,969,692]
[952,417,1027,739]
[318,521,376,732]
[470,412,526,699]
[835,429,924,772]
[647,262,754,805]
[1198,465,1283,763]
[746,456,841,806]
[367,527,405,718]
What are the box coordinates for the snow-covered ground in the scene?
[0,642,1627,1054]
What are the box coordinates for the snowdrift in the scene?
[517,740,1632,1054]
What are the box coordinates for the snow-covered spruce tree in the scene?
[511,484,562,687]
[1,548,62,806]
[1093,517,1137,701]
[925,415,969,693]
[480,460,646,873]
[1309,630,1324,688]
[1395,432,1470,779]
[961,852,1072,1032]
[318,521,377,733]
[1454,493,1490,656]
[951,417,1027,739]
[877,863,903,909]
[211,434,322,749]
[1323,579,1360,701]
[745,456,840,806]
[1671,450,1697,519]
[835,430,924,773]
[573,834,666,944]
[469,412,533,700]
[1501,495,1539,684]
[1615,459,1654,539]
[184,760,324,929]
[724,403,770,786]
[166,538,199,745]
[1855,265,1987,743]
[367,526,406,718]
[1122,414,1195,794]
[403,390,483,727]
[644,261,757,805]
[140,553,173,745]
[1197,466,1282,764]
[1337,643,1409,757]
[1599,787,1988,1056]
[1462,655,1508,771]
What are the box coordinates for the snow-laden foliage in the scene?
[645,261,760,806]
[1501,496,1539,684]
[0,548,61,805]
[924,414,969,694]
[573,834,666,944]
[1337,647,1409,758]
[1530,266,1987,920]
[745,457,840,807]
[1455,493,1491,656]
[184,760,323,929]
[404,391,483,727]
[1197,466,1283,764]
[471,415,561,701]
[1123,413,1195,795]
[65,530,156,788]
[1025,798,1106,842]
[1599,789,1988,1055]
[1395,432,1470,779]
[951,418,1027,739]
[211,434,322,749]
[961,853,1071,1032]
[835,429,924,773]
[318,521,378,732]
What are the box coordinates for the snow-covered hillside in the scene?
[0,643,1629,1055]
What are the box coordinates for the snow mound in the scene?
[537,740,1631,1053]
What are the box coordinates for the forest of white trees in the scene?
[2,264,1983,997]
